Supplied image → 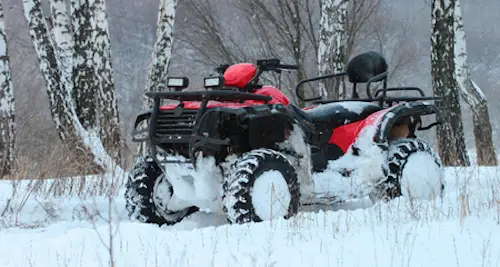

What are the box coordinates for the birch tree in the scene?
[0,1,16,177]
[92,0,122,161]
[142,0,178,109]
[430,0,469,166]
[50,0,73,95]
[49,0,122,162]
[22,0,121,174]
[317,0,349,99]
[137,0,178,156]
[453,0,497,166]
[71,1,97,130]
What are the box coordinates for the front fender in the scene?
[131,109,153,142]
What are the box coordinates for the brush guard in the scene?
[146,90,272,165]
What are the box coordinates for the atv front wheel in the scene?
[222,148,301,224]
[124,155,198,226]
[370,138,445,201]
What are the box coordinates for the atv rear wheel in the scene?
[370,138,445,201]
[124,155,198,226]
[222,148,301,224]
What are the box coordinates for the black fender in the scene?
[131,109,153,142]
[372,102,441,150]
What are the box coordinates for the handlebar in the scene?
[214,64,230,74]
[216,59,299,74]
[255,58,299,72]
[276,64,299,70]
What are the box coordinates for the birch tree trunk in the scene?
[50,0,73,95]
[22,0,121,174]
[70,0,97,129]
[142,0,178,109]
[0,1,16,177]
[51,0,121,162]
[138,0,178,156]
[91,0,122,162]
[317,0,348,99]
[453,0,497,166]
[430,0,470,166]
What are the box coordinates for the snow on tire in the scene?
[371,138,445,201]
[124,155,198,226]
[222,148,301,224]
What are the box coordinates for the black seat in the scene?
[289,102,382,129]
[347,51,388,83]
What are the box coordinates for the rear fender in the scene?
[364,102,440,149]
[131,109,152,142]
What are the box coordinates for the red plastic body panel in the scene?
[159,86,290,110]
[328,108,391,152]
[328,120,365,153]
[252,86,290,106]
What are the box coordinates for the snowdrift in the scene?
[1,166,500,267]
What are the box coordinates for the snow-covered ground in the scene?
[1,166,500,267]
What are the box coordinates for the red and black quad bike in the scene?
[124,51,445,227]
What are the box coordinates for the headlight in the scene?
[204,76,223,89]
[166,77,189,91]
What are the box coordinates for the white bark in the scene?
[91,0,122,161]
[0,1,16,176]
[453,0,484,106]
[317,0,348,99]
[70,0,98,129]
[22,0,122,174]
[142,0,178,109]
[60,0,121,161]
[453,0,497,165]
[50,0,73,95]
[430,0,469,166]
[138,0,178,156]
